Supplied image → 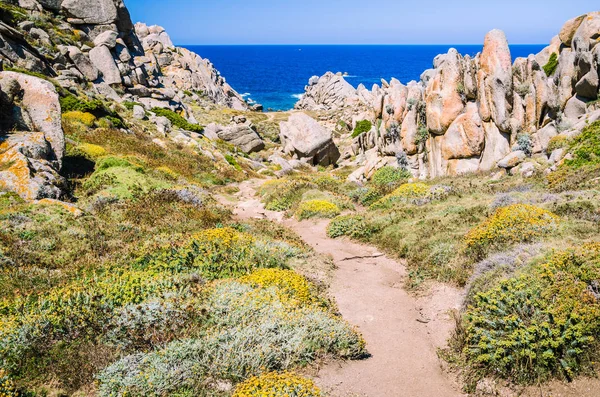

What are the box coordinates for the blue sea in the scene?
[183,45,546,111]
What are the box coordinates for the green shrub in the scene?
[464,243,600,383]
[327,215,373,239]
[371,166,411,193]
[352,120,372,138]
[296,200,341,220]
[464,204,559,260]
[62,111,96,127]
[151,108,203,133]
[259,179,317,211]
[348,187,382,206]
[564,121,600,168]
[60,94,104,114]
[121,101,141,110]
[543,53,559,77]
[547,135,569,153]
[415,126,429,147]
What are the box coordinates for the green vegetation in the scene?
[371,166,411,194]
[296,200,341,220]
[460,244,600,384]
[464,204,559,260]
[352,120,373,138]
[547,121,600,191]
[151,107,203,133]
[327,215,374,239]
[415,126,429,147]
[233,372,322,397]
[543,52,559,77]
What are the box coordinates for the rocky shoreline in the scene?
[294,14,600,182]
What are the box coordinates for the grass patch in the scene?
[352,120,372,138]
[151,107,203,133]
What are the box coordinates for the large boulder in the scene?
[441,102,485,160]
[204,123,265,154]
[559,15,586,47]
[61,0,117,25]
[0,72,66,200]
[572,12,600,52]
[295,72,359,111]
[89,45,122,85]
[425,49,466,134]
[67,46,99,81]
[478,29,514,133]
[279,113,340,166]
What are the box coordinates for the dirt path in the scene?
[224,180,465,397]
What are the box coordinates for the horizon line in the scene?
[178,43,547,46]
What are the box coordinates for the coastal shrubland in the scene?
[232,372,322,397]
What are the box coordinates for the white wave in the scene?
[344,75,358,78]
[291,93,304,100]
[240,93,251,98]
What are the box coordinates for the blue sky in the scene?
[124,1,597,45]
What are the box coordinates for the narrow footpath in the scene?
[225,179,465,397]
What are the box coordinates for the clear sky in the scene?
[124,0,598,45]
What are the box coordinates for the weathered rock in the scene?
[1,71,64,163]
[425,48,465,134]
[67,46,99,81]
[89,45,122,85]
[559,15,586,47]
[38,0,63,11]
[295,72,359,111]
[575,69,599,99]
[441,102,484,160]
[0,132,66,200]
[62,0,117,25]
[93,30,118,48]
[563,95,588,120]
[572,12,600,52]
[478,30,513,133]
[533,122,558,153]
[204,123,265,154]
[480,122,511,171]
[279,113,340,166]
[498,150,526,169]
[132,105,145,120]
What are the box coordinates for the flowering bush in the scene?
[327,215,374,239]
[240,269,317,306]
[97,281,366,396]
[0,369,16,397]
[369,183,449,210]
[464,244,600,382]
[296,200,341,220]
[233,372,322,397]
[464,204,559,260]
[62,110,97,127]
[71,143,107,159]
[155,166,179,180]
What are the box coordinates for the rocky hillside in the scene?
[296,14,600,182]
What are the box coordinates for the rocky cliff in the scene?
[297,13,600,181]
[0,0,261,200]
[0,0,249,110]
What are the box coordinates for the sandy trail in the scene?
[224,179,465,397]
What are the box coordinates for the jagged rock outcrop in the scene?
[295,72,362,111]
[295,11,600,180]
[0,71,66,200]
[279,113,341,166]
[1,0,250,112]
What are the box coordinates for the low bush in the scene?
[60,94,105,114]
[371,166,411,193]
[464,204,559,260]
[97,281,365,396]
[352,120,372,138]
[348,187,382,207]
[71,143,106,159]
[296,200,341,220]
[547,135,569,153]
[233,372,322,397]
[370,182,446,210]
[463,243,600,383]
[260,179,317,211]
[327,215,374,239]
[0,368,16,397]
[151,107,203,133]
[137,227,299,281]
[239,268,318,306]
[564,121,600,168]
[62,111,96,127]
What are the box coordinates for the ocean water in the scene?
[184,45,546,111]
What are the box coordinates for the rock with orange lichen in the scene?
[0,132,66,200]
